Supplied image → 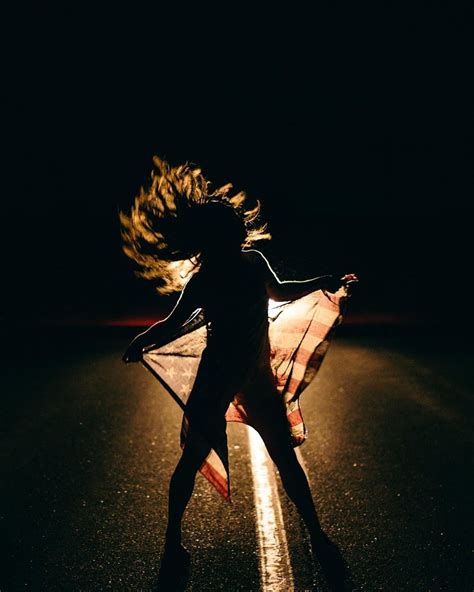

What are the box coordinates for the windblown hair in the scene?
[119,156,271,294]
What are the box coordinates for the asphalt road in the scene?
[1,328,473,591]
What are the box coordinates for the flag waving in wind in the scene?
[141,286,348,500]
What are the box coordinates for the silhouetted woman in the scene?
[120,157,357,590]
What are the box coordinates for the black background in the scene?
[2,4,473,325]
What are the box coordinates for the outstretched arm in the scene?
[246,249,335,302]
[123,273,203,363]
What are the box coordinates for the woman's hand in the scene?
[122,336,145,364]
[340,273,359,286]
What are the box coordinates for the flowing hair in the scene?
[119,156,271,294]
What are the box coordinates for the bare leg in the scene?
[242,367,325,539]
[156,424,214,590]
[165,431,211,551]
[260,433,324,538]
[259,429,349,591]
[242,357,349,589]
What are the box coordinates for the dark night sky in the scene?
[2,4,473,323]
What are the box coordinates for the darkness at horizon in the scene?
[2,5,472,324]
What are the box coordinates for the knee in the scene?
[179,440,211,470]
[265,443,297,469]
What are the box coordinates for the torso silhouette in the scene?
[184,250,273,408]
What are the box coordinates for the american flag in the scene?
[141,288,347,500]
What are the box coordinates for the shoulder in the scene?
[242,249,274,278]
[180,270,204,299]
[242,248,267,267]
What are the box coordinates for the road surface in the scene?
[1,328,472,591]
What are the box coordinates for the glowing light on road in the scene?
[247,426,294,591]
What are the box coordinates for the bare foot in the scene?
[156,544,191,590]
